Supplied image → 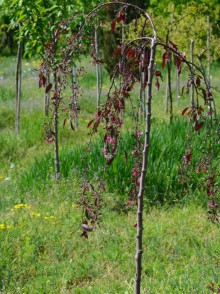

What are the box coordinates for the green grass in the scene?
[0,56,219,293]
[0,187,219,293]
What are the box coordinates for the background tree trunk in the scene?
[72,64,79,128]
[95,29,102,108]
[53,71,60,180]
[15,26,22,135]
[167,59,173,122]
[190,39,195,109]
[176,67,180,99]
[207,15,211,84]
[45,71,50,117]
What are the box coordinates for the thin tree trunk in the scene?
[207,15,211,84]
[190,39,195,109]
[135,39,156,294]
[167,59,173,122]
[165,67,169,113]
[176,67,180,99]
[95,29,102,108]
[72,64,78,128]
[45,72,50,117]
[206,15,217,118]
[53,71,60,180]
[15,27,22,135]
[121,23,126,116]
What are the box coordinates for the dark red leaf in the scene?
[155,76,160,90]
[182,86,185,95]
[87,119,94,128]
[119,12,126,23]
[45,83,52,94]
[106,156,115,165]
[169,40,178,50]
[111,19,116,32]
[201,88,207,100]
[162,51,166,69]
[63,118,66,128]
[194,121,204,132]
[173,54,182,74]
[196,76,201,88]
[51,93,57,100]
[154,70,163,80]
[112,49,121,57]
[39,74,46,88]
[182,107,189,116]
[81,230,88,239]
[127,48,136,60]
[120,98,125,109]
[183,150,192,164]
[70,120,75,132]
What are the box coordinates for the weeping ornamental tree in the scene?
[40,2,218,293]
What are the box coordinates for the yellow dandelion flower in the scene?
[6,225,12,229]
[23,204,31,209]
[13,203,30,210]
[0,224,6,229]
[49,216,55,219]
[35,213,41,217]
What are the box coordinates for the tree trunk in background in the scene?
[190,39,195,109]
[135,39,156,294]
[167,59,173,123]
[15,27,22,135]
[176,68,180,99]
[207,15,211,84]
[45,72,50,117]
[95,29,102,108]
[72,65,78,128]
[53,71,60,180]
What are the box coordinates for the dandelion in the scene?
[35,213,41,217]
[14,203,31,210]
[0,224,11,229]
[44,215,56,220]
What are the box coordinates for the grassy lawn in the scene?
[0,56,219,293]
